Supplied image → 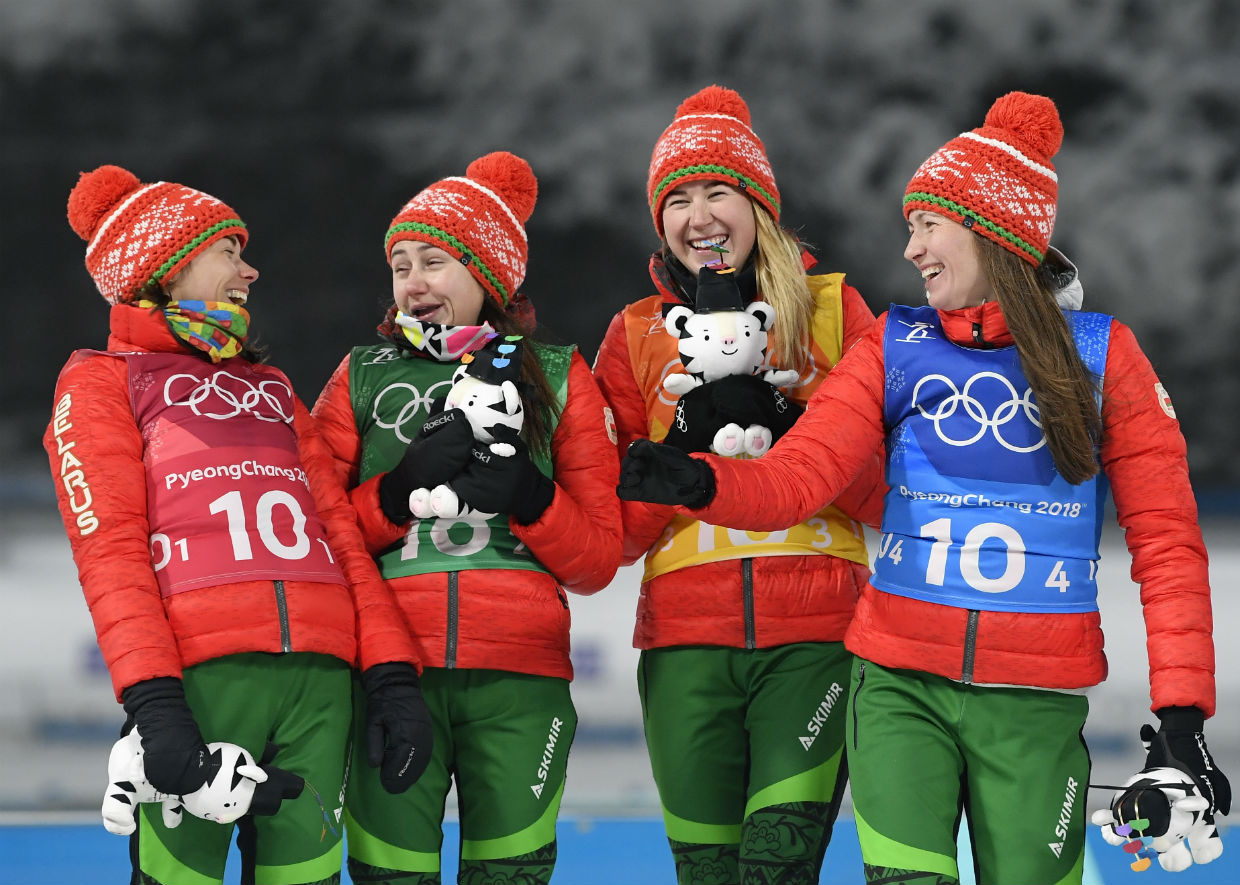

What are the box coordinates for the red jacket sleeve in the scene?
[1100,321,1215,716]
[312,355,408,555]
[693,315,890,532]
[512,352,623,594]
[592,309,677,564]
[828,283,886,529]
[294,398,419,672]
[44,355,181,700]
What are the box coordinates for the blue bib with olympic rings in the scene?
[873,304,1111,613]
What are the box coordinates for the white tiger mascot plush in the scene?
[102,728,269,835]
[410,335,526,519]
[663,264,798,457]
[1092,766,1223,872]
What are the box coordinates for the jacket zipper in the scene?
[446,572,459,669]
[273,581,291,652]
[961,609,979,683]
[742,558,756,650]
[555,584,569,609]
[851,661,866,749]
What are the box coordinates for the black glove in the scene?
[362,663,434,794]
[249,741,305,816]
[378,408,474,523]
[1143,707,1231,819]
[617,439,716,507]
[450,425,556,524]
[1109,775,1176,838]
[663,375,804,454]
[121,677,219,796]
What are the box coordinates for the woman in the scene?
[618,92,1230,883]
[592,85,885,885]
[45,165,430,884]
[312,151,622,884]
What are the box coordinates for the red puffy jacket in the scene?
[43,304,419,701]
[697,303,1216,716]
[312,347,621,681]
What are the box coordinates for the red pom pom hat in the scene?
[903,91,1063,266]
[647,85,780,236]
[385,151,538,308]
[66,165,247,305]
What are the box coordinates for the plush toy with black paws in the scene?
[662,262,799,457]
[408,335,526,519]
[101,728,295,835]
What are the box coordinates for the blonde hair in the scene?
[751,205,813,374]
[977,236,1102,484]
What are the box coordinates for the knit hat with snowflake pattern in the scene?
[903,91,1063,266]
[647,85,780,236]
[66,165,248,305]
[385,152,537,308]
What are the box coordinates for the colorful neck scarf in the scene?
[394,311,496,362]
[140,298,250,363]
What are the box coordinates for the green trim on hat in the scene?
[385,221,509,305]
[903,192,1044,264]
[651,164,780,216]
[148,219,249,286]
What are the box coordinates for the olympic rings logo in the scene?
[911,371,1045,453]
[373,378,455,443]
[164,371,294,423]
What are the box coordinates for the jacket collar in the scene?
[106,302,182,353]
[937,301,1014,348]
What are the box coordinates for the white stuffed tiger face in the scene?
[444,368,524,446]
[665,301,775,385]
[179,742,268,825]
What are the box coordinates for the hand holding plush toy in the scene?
[661,262,802,457]
[1092,767,1222,872]
[408,335,527,520]
[378,409,474,524]
[102,728,302,835]
[1092,709,1229,872]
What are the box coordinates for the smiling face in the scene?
[904,210,994,310]
[163,236,257,305]
[661,180,757,275]
[390,240,487,326]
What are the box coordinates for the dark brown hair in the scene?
[978,238,1102,484]
[476,298,561,459]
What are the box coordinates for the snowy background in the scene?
[1,0,1238,824]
